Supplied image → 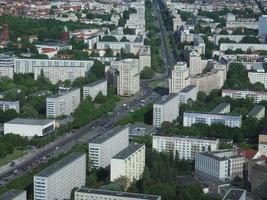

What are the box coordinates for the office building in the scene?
[195,149,245,181]
[74,187,161,200]
[0,189,26,200]
[88,126,129,169]
[183,112,242,128]
[178,85,198,104]
[222,89,267,103]
[139,46,151,71]
[0,54,14,79]
[110,144,145,182]
[259,133,267,156]
[223,189,246,200]
[34,152,86,200]
[83,79,107,100]
[247,105,265,120]
[153,135,219,160]
[46,88,80,118]
[169,62,190,93]
[258,15,267,36]
[211,103,231,114]
[0,100,20,113]
[153,94,179,127]
[248,72,267,88]
[4,118,55,137]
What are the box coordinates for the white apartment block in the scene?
[34,152,86,200]
[188,51,208,76]
[183,112,242,128]
[153,94,179,127]
[210,103,231,114]
[247,105,265,120]
[110,144,145,182]
[258,134,267,156]
[88,126,129,169]
[0,54,14,79]
[46,88,80,118]
[195,150,245,181]
[259,15,267,36]
[0,100,20,113]
[220,43,267,52]
[139,45,151,71]
[0,189,27,200]
[178,85,198,104]
[75,187,161,200]
[248,72,267,88]
[153,135,219,160]
[4,118,55,137]
[83,79,107,100]
[169,62,190,93]
[14,58,94,74]
[222,89,267,103]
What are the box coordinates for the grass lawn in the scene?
[0,149,26,167]
[149,80,168,89]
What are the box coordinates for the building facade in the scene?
[0,100,20,113]
[83,79,107,100]
[247,105,265,120]
[0,54,14,79]
[248,72,267,89]
[222,89,267,103]
[169,62,190,93]
[178,85,198,104]
[258,15,267,36]
[0,189,26,200]
[258,134,267,156]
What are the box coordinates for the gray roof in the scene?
[6,118,54,126]
[223,189,246,200]
[153,134,218,141]
[0,189,25,200]
[154,94,178,105]
[90,126,128,144]
[211,103,230,114]
[112,143,144,160]
[76,187,161,200]
[47,88,80,98]
[247,105,265,117]
[179,85,197,93]
[184,111,241,118]
[84,79,107,88]
[199,149,241,161]
[36,152,85,177]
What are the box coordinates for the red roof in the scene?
[239,149,258,159]
[41,48,57,53]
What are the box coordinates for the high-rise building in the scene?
[188,51,207,76]
[169,62,190,93]
[178,85,198,104]
[46,88,80,118]
[0,189,26,200]
[2,23,9,41]
[83,79,107,100]
[153,135,219,160]
[153,94,179,127]
[88,126,129,169]
[110,144,145,182]
[195,150,245,181]
[34,152,86,200]
[258,15,267,36]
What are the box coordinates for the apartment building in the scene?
[178,85,198,104]
[0,54,14,79]
[0,189,26,200]
[46,88,80,118]
[259,15,267,36]
[247,105,265,120]
[111,144,145,182]
[258,133,267,156]
[248,72,267,88]
[222,89,267,103]
[83,79,107,100]
[188,51,208,76]
[210,103,231,114]
[153,135,219,160]
[220,43,267,52]
[169,62,190,93]
[74,187,161,200]
[34,152,86,200]
[0,100,20,113]
[88,126,129,169]
[195,150,245,181]
[153,94,179,127]
[183,112,242,128]
[139,45,151,71]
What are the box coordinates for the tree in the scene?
[90,60,106,78]
[104,48,114,57]
[114,176,130,192]
[240,36,260,44]
[140,67,154,79]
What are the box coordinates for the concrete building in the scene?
[173,15,184,31]
[4,118,55,137]
[193,35,205,54]
[0,189,26,200]
[211,103,231,114]
[258,15,267,36]
[258,133,267,156]
[83,79,107,100]
[88,126,129,169]
[249,164,267,199]
[153,135,219,160]
[0,100,20,113]
[188,51,208,76]
[34,152,86,200]
[247,105,265,120]
[74,187,161,200]
[183,112,242,128]
[223,189,246,200]
[153,94,179,127]
[139,46,151,71]
[46,88,80,118]
[248,71,267,88]
[222,89,267,103]
[169,62,190,93]
[191,69,225,94]
[195,150,245,181]
[178,85,198,104]
[110,144,145,182]
[220,43,267,52]
[0,54,14,79]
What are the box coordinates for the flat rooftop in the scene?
[76,187,161,200]
[112,143,144,160]
[6,118,54,126]
[184,111,241,118]
[48,88,80,98]
[154,94,178,105]
[36,152,85,177]
[153,134,218,141]
[90,126,128,144]
[223,189,246,200]
[84,79,106,88]
[0,189,25,200]
[179,85,197,93]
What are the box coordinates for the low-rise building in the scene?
[178,85,198,104]
[4,118,55,137]
[0,189,26,200]
[34,152,86,200]
[74,187,161,200]
[222,189,246,200]
[195,149,245,181]
[110,144,145,182]
[222,89,267,103]
[0,54,14,79]
[153,135,219,160]
[220,43,267,52]
[247,105,265,120]
[0,100,20,113]
[83,79,107,100]
[211,103,231,114]
[248,71,267,88]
